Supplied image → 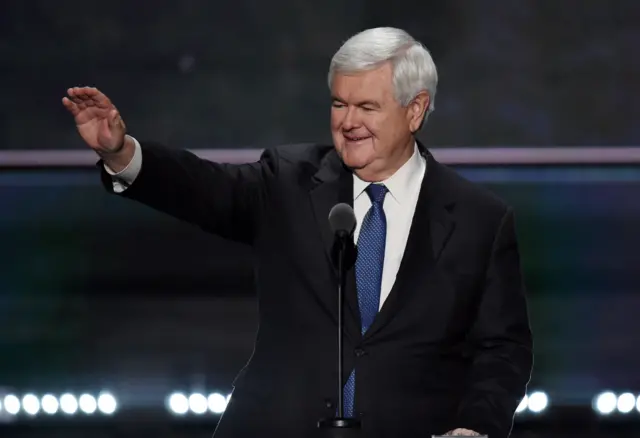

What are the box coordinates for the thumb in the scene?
[108,109,126,132]
[108,109,119,128]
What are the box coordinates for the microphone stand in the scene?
[318,231,361,437]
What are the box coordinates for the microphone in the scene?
[328,203,356,238]
[318,203,361,437]
[328,204,357,270]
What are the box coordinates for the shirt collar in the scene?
[353,142,423,205]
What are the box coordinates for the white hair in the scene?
[328,27,438,123]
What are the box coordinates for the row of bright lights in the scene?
[0,393,117,416]
[2,390,640,417]
[167,392,231,415]
[516,391,549,413]
[593,392,640,415]
[515,391,640,416]
[168,391,640,417]
[167,391,551,416]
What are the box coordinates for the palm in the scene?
[62,87,125,152]
[75,107,113,149]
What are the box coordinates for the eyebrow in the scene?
[331,96,381,108]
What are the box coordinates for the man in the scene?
[63,27,532,437]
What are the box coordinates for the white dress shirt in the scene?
[352,143,426,310]
[105,136,144,193]
[106,138,427,310]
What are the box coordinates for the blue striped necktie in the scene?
[342,183,388,417]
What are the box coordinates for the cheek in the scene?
[330,110,342,130]
[363,115,388,139]
[374,115,405,140]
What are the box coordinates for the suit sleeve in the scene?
[98,141,277,245]
[456,207,534,438]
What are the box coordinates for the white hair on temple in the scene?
[328,27,438,123]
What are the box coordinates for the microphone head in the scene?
[328,203,356,236]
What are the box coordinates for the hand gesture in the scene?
[62,87,126,154]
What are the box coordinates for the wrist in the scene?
[109,135,127,154]
[102,134,130,155]
[100,135,136,173]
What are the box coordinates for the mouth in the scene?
[343,134,371,143]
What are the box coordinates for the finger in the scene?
[67,86,95,100]
[84,87,100,96]
[68,87,87,98]
[71,86,113,109]
[77,90,92,103]
[68,86,95,96]
[62,96,74,108]
[83,87,100,106]
[77,86,98,94]
[68,87,88,105]
[449,430,480,436]
[94,91,113,109]
[62,97,81,116]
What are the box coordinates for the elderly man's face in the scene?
[330,62,428,181]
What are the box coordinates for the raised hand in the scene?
[62,87,126,154]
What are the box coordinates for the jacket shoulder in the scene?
[434,160,512,218]
[262,143,336,185]
[269,143,334,167]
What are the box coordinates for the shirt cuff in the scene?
[104,135,142,193]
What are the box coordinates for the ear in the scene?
[407,91,430,133]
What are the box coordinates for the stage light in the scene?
[528,391,548,413]
[21,394,40,416]
[97,392,117,415]
[617,393,635,414]
[3,395,20,415]
[79,394,97,414]
[515,395,528,413]
[636,395,640,413]
[168,392,189,415]
[594,392,617,415]
[60,393,78,415]
[41,394,59,415]
[208,392,228,414]
[189,393,208,414]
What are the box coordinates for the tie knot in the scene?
[366,184,388,205]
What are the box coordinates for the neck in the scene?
[354,138,415,182]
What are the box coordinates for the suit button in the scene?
[354,348,366,357]
[325,399,334,409]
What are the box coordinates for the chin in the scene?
[337,141,375,169]
[342,159,367,171]
[340,149,373,170]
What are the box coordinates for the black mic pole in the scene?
[336,231,346,419]
[319,204,361,437]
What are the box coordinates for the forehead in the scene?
[331,63,395,102]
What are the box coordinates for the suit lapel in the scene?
[363,150,456,340]
[308,150,362,342]
[423,152,457,262]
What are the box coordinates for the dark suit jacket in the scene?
[101,140,533,438]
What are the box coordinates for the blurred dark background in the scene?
[1,0,639,150]
[1,1,640,437]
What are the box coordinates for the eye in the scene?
[332,101,346,108]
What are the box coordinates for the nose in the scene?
[341,106,361,131]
